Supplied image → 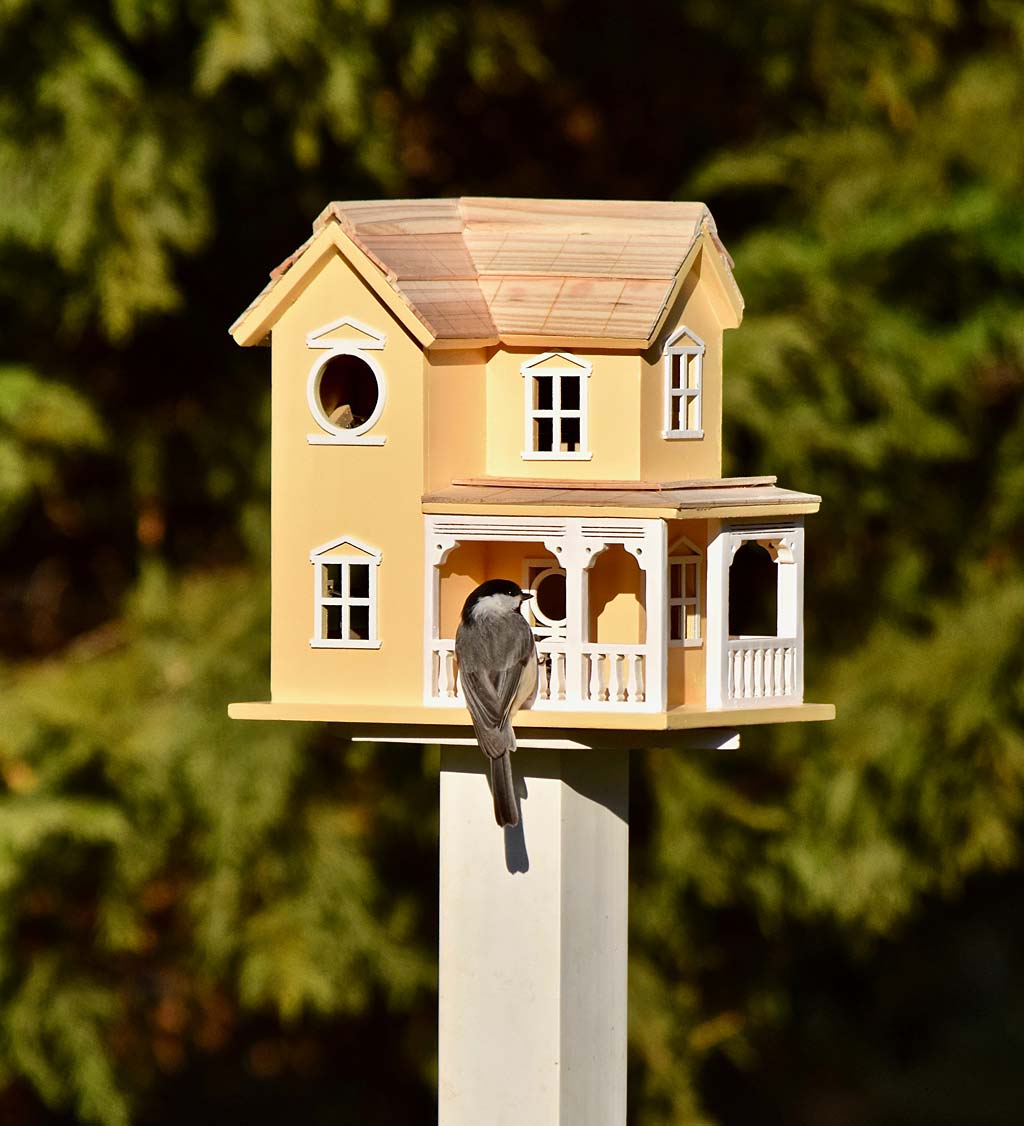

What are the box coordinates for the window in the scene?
[668,542,701,646]
[662,326,705,439]
[309,537,382,648]
[521,353,592,460]
[522,559,567,641]
[306,317,387,446]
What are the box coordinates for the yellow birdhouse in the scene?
[228,198,833,735]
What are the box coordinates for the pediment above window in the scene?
[305,316,386,351]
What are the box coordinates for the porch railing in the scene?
[428,638,648,709]
[726,637,798,703]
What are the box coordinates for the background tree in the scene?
[1,1,1023,1123]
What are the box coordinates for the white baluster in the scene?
[538,655,550,702]
[588,654,603,702]
[437,648,446,697]
[444,650,457,698]
[553,651,567,701]
[610,653,626,702]
[634,655,645,703]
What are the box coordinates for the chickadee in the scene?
[455,579,538,828]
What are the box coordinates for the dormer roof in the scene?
[231,198,744,349]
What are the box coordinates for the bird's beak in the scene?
[520,589,533,603]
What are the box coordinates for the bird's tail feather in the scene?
[491,752,518,828]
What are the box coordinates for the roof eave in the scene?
[229,219,437,349]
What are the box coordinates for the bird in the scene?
[455,579,538,828]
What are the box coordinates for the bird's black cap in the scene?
[460,579,531,622]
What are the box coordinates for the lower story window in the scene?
[668,551,701,646]
[310,537,382,649]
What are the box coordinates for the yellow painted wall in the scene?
[439,541,557,638]
[425,348,488,491]
[641,249,726,482]
[270,250,426,706]
[588,546,645,645]
[666,520,708,707]
[485,347,642,479]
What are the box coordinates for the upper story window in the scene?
[306,317,387,446]
[668,539,702,647]
[662,326,705,440]
[521,352,592,461]
[309,536,382,649]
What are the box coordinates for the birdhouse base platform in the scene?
[227,700,834,733]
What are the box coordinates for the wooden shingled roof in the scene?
[231,198,743,346]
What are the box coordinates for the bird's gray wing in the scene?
[459,619,536,758]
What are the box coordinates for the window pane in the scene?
[349,605,370,641]
[685,392,699,431]
[349,564,370,598]
[561,376,580,410]
[325,605,343,638]
[670,604,683,641]
[671,354,684,391]
[686,606,700,640]
[534,416,554,451]
[534,375,553,411]
[324,563,342,598]
[670,394,681,432]
[670,563,682,599]
[684,563,697,599]
[560,416,580,452]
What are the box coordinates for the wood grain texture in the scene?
[232,197,741,344]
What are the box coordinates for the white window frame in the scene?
[668,539,702,647]
[306,316,388,447]
[662,326,705,440]
[309,536,382,649]
[520,352,593,461]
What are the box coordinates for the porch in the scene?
[423,512,809,714]
[423,515,667,712]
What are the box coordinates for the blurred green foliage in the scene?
[1,1,1023,1123]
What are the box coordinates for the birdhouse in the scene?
[228,198,835,1126]
[228,198,833,733]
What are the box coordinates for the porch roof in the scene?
[422,475,821,520]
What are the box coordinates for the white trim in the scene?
[521,352,592,460]
[305,316,386,350]
[309,542,382,649]
[305,315,387,444]
[309,535,382,562]
[706,520,804,708]
[662,325,704,440]
[306,344,387,446]
[424,515,666,712]
[522,557,568,640]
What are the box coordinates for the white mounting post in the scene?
[438,744,629,1126]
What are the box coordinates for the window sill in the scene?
[310,639,383,649]
[669,639,704,649]
[308,434,387,446]
[661,430,704,441]
[520,451,593,461]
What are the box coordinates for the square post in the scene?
[438,744,629,1126]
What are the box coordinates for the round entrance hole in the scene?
[316,353,381,432]
[534,569,567,626]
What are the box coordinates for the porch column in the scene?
[555,530,589,707]
[705,521,730,708]
[629,520,667,711]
